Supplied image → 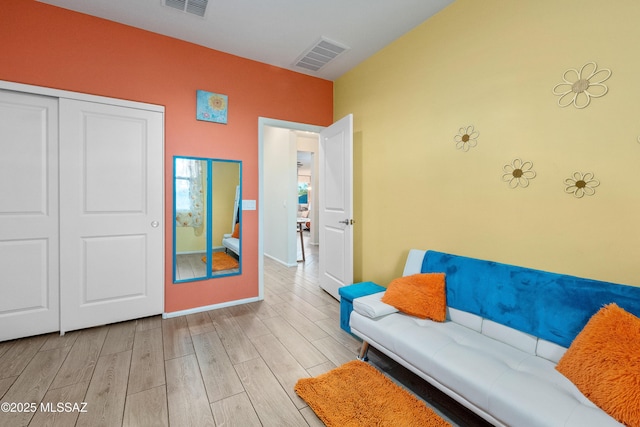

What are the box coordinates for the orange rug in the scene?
[294,360,451,427]
[201,252,239,271]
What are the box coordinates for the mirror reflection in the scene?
[173,156,241,282]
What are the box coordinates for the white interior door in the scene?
[59,99,164,333]
[318,114,353,300]
[0,90,60,341]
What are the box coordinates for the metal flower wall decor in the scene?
[502,158,536,188]
[564,172,600,198]
[454,125,479,151]
[444,61,613,200]
[552,62,611,109]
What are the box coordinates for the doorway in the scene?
[258,118,324,299]
[262,126,319,265]
[258,115,354,301]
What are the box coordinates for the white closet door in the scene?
[0,90,60,341]
[59,99,163,333]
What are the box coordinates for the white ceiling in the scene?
[37,0,454,81]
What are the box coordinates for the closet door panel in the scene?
[83,112,145,212]
[0,90,59,341]
[59,99,163,333]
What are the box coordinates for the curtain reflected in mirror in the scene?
[173,156,241,282]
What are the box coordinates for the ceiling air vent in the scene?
[164,0,208,17]
[294,37,349,72]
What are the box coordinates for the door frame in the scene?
[258,117,324,298]
[0,80,164,113]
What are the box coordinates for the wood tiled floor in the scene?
[0,235,490,427]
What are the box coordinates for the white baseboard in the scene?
[263,253,297,267]
[162,296,262,318]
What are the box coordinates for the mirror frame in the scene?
[173,156,242,283]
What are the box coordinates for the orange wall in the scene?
[0,1,333,313]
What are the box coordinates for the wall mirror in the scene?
[173,156,241,283]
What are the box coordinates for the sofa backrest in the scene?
[420,250,640,348]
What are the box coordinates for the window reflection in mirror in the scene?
[173,156,241,283]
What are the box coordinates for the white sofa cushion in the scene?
[535,338,567,363]
[393,320,531,412]
[222,235,239,255]
[447,307,482,332]
[352,291,398,318]
[349,310,623,427]
[481,319,537,355]
[488,355,623,427]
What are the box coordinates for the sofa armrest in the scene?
[353,292,398,318]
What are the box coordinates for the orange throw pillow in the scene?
[231,223,240,238]
[381,273,446,322]
[556,303,640,426]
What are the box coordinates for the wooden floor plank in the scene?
[234,357,307,427]
[279,293,329,322]
[101,320,136,356]
[50,326,108,390]
[313,298,341,318]
[136,315,162,332]
[261,287,286,305]
[0,335,48,379]
[128,326,165,395]
[271,302,329,341]
[192,331,244,403]
[244,300,280,320]
[165,354,215,427]
[208,312,259,364]
[185,312,215,336]
[299,406,325,427]
[250,333,310,409]
[227,308,270,339]
[162,316,194,361]
[261,316,329,369]
[0,347,69,426]
[311,335,358,367]
[315,317,362,354]
[0,376,16,397]
[0,340,11,359]
[76,350,132,427]
[40,331,79,351]
[306,361,337,377]
[123,385,169,427]
[29,380,90,427]
[210,392,262,427]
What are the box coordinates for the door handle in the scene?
[338,219,349,225]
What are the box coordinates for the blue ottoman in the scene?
[339,282,385,333]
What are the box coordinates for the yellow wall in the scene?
[212,161,240,247]
[336,0,640,287]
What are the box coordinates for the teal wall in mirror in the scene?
[173,156,241,282]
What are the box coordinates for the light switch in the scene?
[242,199,256,210]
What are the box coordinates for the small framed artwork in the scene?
[196,90,228,124]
